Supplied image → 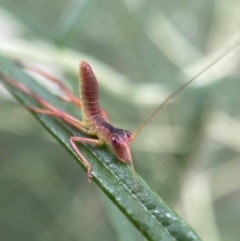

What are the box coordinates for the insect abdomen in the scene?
[79,61,101,121]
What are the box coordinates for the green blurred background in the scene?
[0,0,240,240]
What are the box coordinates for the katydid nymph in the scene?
[0,39,240,240]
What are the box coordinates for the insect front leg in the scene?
[23,105,101,183]
[70,137,104,183]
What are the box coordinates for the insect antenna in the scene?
[131,39,240,140]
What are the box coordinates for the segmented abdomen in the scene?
[79,61,101,122]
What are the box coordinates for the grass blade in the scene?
[0,56,201,241]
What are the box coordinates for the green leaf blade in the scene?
[0,56,201,241]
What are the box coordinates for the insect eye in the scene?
[126,132,132,138]
[111,135,119,148]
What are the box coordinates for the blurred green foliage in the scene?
[0,0,240,241]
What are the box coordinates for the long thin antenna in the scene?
[131,39,240,140]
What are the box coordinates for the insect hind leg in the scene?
[16,61,81,108]
[0,74,89,133]
[0,73,102,183]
